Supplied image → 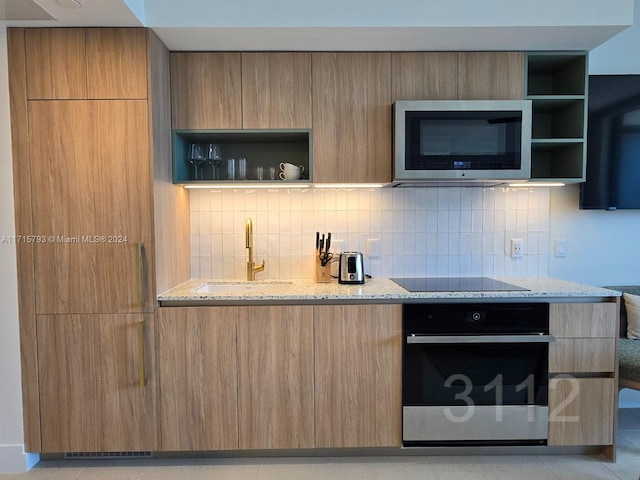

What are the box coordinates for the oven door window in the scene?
[404,111,523,171]
[403,342,548,407]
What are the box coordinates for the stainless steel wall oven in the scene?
[402,302,552,446]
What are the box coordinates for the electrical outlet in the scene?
[511,239,524,258]
[366,238,380,258]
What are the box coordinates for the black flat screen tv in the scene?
[580,75,640,210]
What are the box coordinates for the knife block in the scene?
[315,258,331,283]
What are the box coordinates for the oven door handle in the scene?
[406,334,555,344]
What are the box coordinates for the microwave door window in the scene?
[420,119,503,157]
[404,111,522,171]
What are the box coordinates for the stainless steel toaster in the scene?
[338,252,365,284]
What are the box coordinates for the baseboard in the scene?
[0,444,39,473]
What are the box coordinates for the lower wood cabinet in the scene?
[548,377,615,446]
[156,304,402,451]
[37,314,157,452]
[549,338,615,373]
[547,302,617,450]
[237,306,314,449]
[157,307,238,451]
[314,304,402,448]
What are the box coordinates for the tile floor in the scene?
[3,409,640,480]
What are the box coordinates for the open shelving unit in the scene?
[525,52,588,183]
[172,129,312,185]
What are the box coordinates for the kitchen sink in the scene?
[194,281,294,295]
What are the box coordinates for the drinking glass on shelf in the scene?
[237,157,247,180]
[226,158,236,180]
[206,143,222,180]
[186,143,205,180]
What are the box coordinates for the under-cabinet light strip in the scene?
[183,183,310,189]
[508,182,566,187]
[183,183,385,189]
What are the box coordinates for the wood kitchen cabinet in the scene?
[37,314,157,452]
[547,302,618,453]
[457,52,524,100]
[312,53,392,183]
[237,306,315,449]
[25,27,147,100]
[157,307,238,451]
[241,53,312,129]
[171,52,311,131]
[28,100,154,314]
[170,52,242,129]
[549,303,617,373]
[548,377,615,446]
[314,304,402,448]
[9,27,189,452]
[391,52,458,101]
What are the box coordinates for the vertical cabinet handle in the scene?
[137,242,146,309]
[137,321,148,387]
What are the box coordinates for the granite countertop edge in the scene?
[157,277,622,305]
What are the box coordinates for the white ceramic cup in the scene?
[279,162,304,180]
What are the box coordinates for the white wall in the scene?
[0,27,37,473]
[548,0,640,286]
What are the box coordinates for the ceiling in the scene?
[0,0,635,52]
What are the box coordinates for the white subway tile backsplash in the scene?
[188,186,551,280]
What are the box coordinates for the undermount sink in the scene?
[194,281,294,295]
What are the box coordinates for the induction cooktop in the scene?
[390,277,529,292]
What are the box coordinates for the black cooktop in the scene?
[390,277,529,292]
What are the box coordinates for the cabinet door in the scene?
[28,100,154,314]
[550,303,617,338]
[549,303,617,373]
[170,52,242,129]
[242,53,312,129]
[37,314,156,452]
[392,52,458,101]
[24,28,87,100]
[157,307,238,451]
[548,377,615,446]
[312,53,392,183]
[314,304,402,448]
[549,339,616,373]
[86,28,148,99]
[458,52,524,100]
[237,306,314,449]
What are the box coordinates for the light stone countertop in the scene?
[157,276,622,306]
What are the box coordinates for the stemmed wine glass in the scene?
[186,143,206,180]
[206,143,222,180]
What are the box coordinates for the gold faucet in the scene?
[245,218,265,281]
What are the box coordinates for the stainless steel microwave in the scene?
[393,100,532,185]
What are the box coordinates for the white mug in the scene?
[279,162,304,176]
[279,170,300,180]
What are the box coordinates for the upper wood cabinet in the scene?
[24,28,147,100]
[25,28,87,99]
[28,100,154,314]
[170,52,242,129]
[157,307,238,451]
[37,314,157,452]
[312,53,392,183]
[85,28,148,99]
[314,304,402,448]
[457,52,524,100]
[237,306,314,450]
[242,53,312,129]
[392,52,458,101]
[171,52,311,130]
